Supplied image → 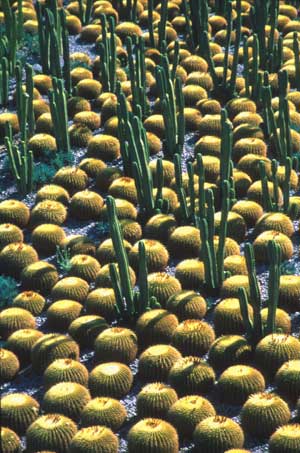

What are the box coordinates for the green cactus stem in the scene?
[238,241,281,347]
[117,89,163,218]
[60,9,71,95]
[196,181,230,295]
[158,0,168,53]
[126,36,149,120]
[0,57,9,107]
[25,64,35,136]
[49,77,70,154]
[174,154,190,224]
[107,196,135,317]
[6,137,34,195]
[98,14,117,93]
[155,58,185,159]
[251,0,280,71]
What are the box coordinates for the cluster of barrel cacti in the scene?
[0,0,300,452]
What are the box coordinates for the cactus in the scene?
[189,0,242,100]
[117,89,164,218]
[35,2,70,83]
[238,241,281,347]
[56,245,72,273]
[193,112,233,293]
[261,71,292,163]
[158,0,168,53]
[1,0,18,75]
[98,14,117,93]
[126,36,149,119]
[0,57,9,107]
[250,0,280,71]
[36,1,50,73]
[6,137,34,195]
[107,197,159,321]
[46,9,62,79]
[60,9,72,95]
[7,60,35,137]
[78,0,93,25]
[107,196,135,317]
[196,181,230,295]
[49,78,70,154]
[220,109,235,204]
[173,154,190,224]
[189,0,209,55]
[25,64,35,136]
[155,57,185,159]
[148,0,155,48]
[136,241,161,315]
[293,32,300,91]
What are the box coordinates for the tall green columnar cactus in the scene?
[45,0,62,52]
[174,154,190,224]
[189,0,241,99]
[155,58,185,160]
[181,0,195,51]
[126,36,149,119]
[136,241,161,315]
[78,0,93,25]
[239,241,281,347]
[117,89,163,218]
[148,0,155,48]
[49,78,70,154]
[0,0,17,76]
[25,64,35,136]
[45,9,62,79]
[36,1,50,73]
[98,14,117,93]
[277,70,292,159]
[244,34,260,101]
[158,0,168,53]
[228,0,242,94]
[196,180,230,294]
[35,2,70,81]
[293,33,300,91]
[107,196,135,318]
[282,157,292,214]
[0,0,18,75]
[259,157,292,214]
[6,137,33,195]
[196,154,206,219]
[220,109,235,204]
[60,9,72,95]
[117,89,133,176]
[0,57,9,107]
[136,241,150,315]
[215,0,230,14]
[172,159,198,225]
[15,62,29,143]
[2,0,14,43]
[239,243,262,344]
[262,71,292,163]
[110,238,160,321]
[250,0,280,71]
[36,2,61,76]
[16,0,24,42]
[130,118,156,216]
[189,0,209,54]
[266,242,281,335]
[259,160,280,212]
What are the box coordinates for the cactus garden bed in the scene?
[1,1,300,453]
